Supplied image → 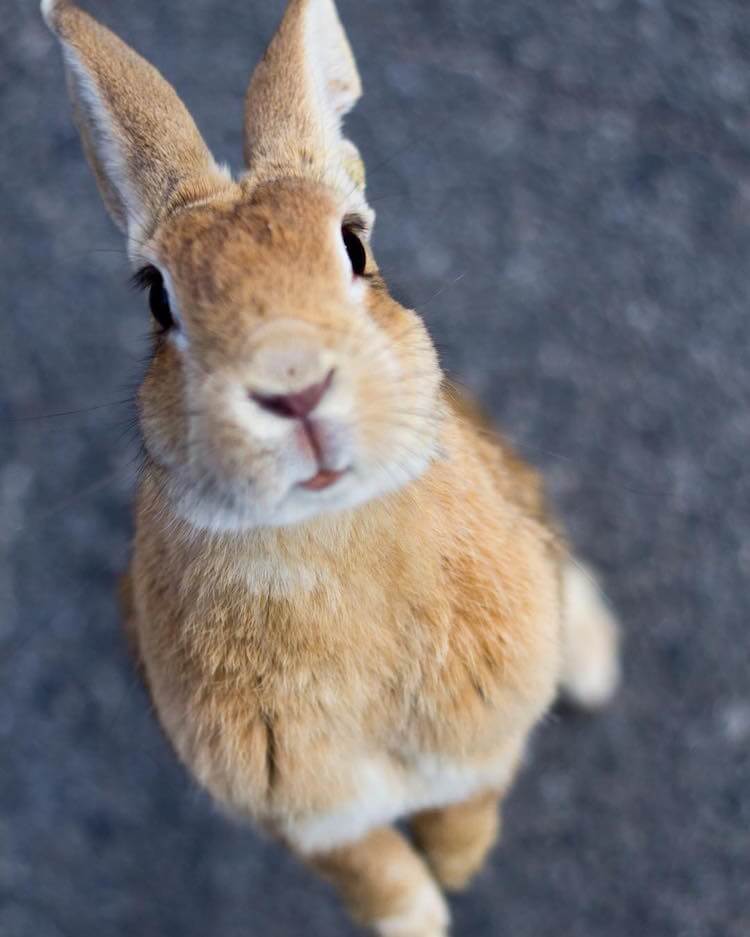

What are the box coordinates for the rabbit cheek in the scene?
[213,428,294,503]
[353,372,440,498]
[139,348,191,472]
[176,388,284,513]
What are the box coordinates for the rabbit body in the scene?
[45,0,620,931]
[127,401,561,856]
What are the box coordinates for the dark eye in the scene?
[342,225,367,277]
[132,265,175,332]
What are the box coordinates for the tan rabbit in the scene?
[44,0,621,933]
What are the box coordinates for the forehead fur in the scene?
[156,179,347,312]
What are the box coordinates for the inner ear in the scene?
[304,0,362,119]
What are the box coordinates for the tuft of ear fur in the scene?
[42,0,233,254]
[244,0,368,200]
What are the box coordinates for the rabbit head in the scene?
[44,0,442,530]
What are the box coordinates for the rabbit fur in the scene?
[44,1,621,933]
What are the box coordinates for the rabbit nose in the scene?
[251,370,334,420]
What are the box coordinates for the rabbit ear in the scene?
[243,0,367,198]
[43,0,232,254]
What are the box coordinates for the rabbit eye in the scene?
[132,265,175,332]
[342,225,367,277]
[148,277,174,332]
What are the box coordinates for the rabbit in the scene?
[43,0,621,934]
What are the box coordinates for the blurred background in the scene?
[1,0,749,934]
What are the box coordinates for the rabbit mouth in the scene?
[300,467,349,492]
[294,419,351,492]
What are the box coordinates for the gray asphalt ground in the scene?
[2,0,749,935]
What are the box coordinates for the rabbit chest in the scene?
[139,564,558,856]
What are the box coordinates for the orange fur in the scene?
[45,1,621,933]
[411,789,503,891]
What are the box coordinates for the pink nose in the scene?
[251,370,334,420]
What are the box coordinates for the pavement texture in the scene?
[1,0,749,935]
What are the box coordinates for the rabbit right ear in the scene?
[244,0,369,206]
[42,0,233,255]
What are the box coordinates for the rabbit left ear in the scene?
[43,0,233,255]
[243,0,368,199]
